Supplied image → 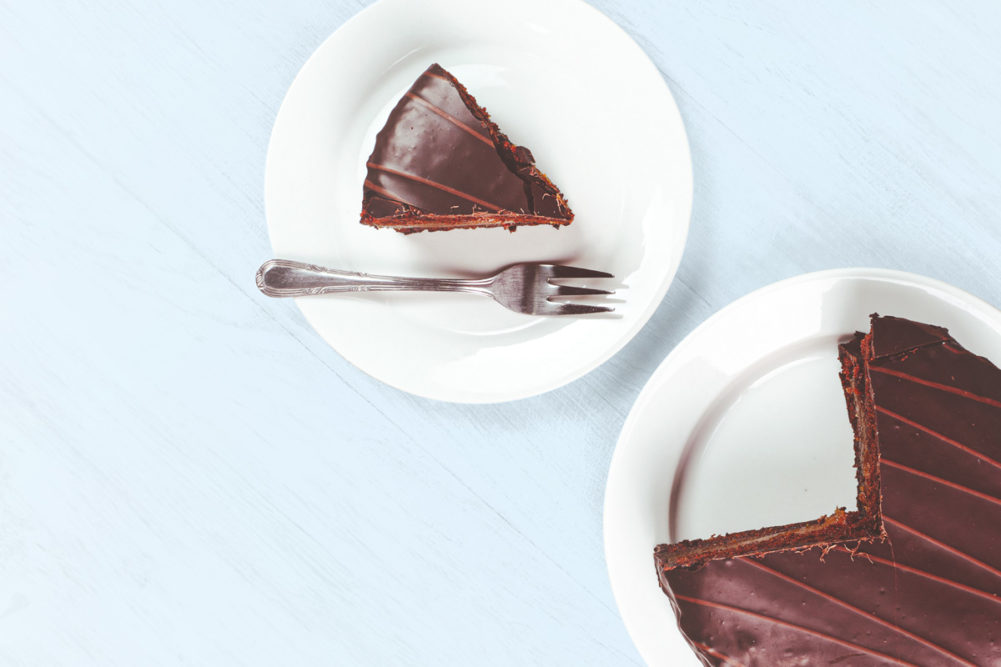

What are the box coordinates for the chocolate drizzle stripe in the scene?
[691,641,745,667]
[876,405,1001,471]
[365,162,502,212]
[745,560,977,666]
[404,92,492,146]
[831,545,1001,606]
[870,366,1001,409]
[363,179,414,208]
[883,516,1001,580]
[672,594,918,666]
[883,458,1001,508]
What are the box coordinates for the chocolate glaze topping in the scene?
[657,314,1001,666]
[360,64,573,233]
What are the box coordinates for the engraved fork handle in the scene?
[256,259,493,298]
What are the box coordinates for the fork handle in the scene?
[255,259,490,298]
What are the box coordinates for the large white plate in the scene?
[603,268,1001,666]
[264,0,692,403]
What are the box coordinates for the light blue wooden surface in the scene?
[4,0,1001,664]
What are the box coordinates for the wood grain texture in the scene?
[3,0,1001,664]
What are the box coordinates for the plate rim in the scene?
[602,266,1001,665]
[262,0,693,403]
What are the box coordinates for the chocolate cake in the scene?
[360,64,574,233]
[655,314,1001,666]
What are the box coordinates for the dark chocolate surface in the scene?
[360,64,572,231]
[659,315,1001,666]
[869,315,950,359]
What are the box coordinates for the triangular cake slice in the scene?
[360,64,573,233]
[655,314,1001,665]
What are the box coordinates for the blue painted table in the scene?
[4,0,1001,664]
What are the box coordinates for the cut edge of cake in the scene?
[654,314,899,582]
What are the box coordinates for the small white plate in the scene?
[264,0,692,403]
[603,268,1001,666]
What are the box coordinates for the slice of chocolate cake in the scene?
[655,314,1001,666]
[360,64,574,234]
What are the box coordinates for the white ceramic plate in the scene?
[264,0,692,403]
[603,268,1001,666]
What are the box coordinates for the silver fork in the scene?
[256,259,615,316]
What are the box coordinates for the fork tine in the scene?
[548,285,615,297]
[547,265,615,279]
[549,303,616,315]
